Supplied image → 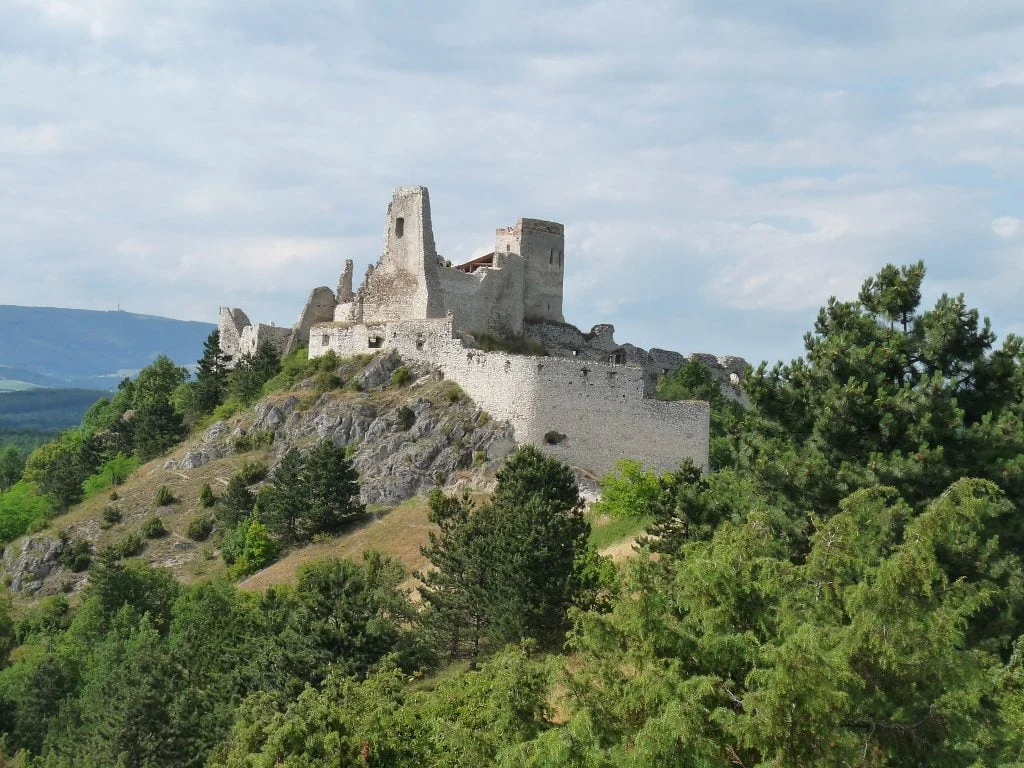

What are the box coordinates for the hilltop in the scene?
[0,349,643,600]
[0,305,213,390]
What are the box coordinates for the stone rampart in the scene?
[309,318,709,475]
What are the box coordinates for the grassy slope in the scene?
[17,377,645,598]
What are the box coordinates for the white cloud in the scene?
[1,0,1023,364]
[992,216,1021,239]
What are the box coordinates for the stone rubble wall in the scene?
[525,321,749,402]
[237,323,292,359]
[286,286,338,356]
[434,252,526,337]
[310,317,709,475]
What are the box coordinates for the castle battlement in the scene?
[218,186,747,474]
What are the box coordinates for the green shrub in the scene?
[101,531,144,560]
[140,516,167,539]
[0,481,49,545]
[312,372,343,394]
[346,378,364,393]
[236,460,268,485]
[395,405,416,431]
[155,485,175,506]
[101,505,122,528]
[222,518,278,577]
[234,430,274,453]
[81,453,140,498]
[391,366,412,387]
[594,458,662,518]
[439,380,466,403]
[58,534,93,572]
[211,397,243,422]
[473,450,488,467]
[187,515,214,542]
[108,490,119,501]
[199,483,216,508]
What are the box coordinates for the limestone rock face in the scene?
[3,536,64,593]
[163,355,515,505]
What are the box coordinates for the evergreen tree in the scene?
[192,330,229,415]
[228,342,281,406]
[216,475,255,527]
[257,448,308,544]
[418,490,493,661]
[131,356,188,461]
[420,446,590,660]
[0,447,24,492]
[304,439,364,534]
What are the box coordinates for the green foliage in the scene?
[0,447,25,492]
[216,475,255,527]
[593,458,662,518]
[187,515,214,542]
[222,518,277,577]
[656,357,723,402]
[438,379,465,403]
[57,534,92,572]
[391,365,412,386]
[232,430,274,453]
[184,330,231,424]
[132,355,188,460]
[140,516,167,539]
[199,482,216,508]
[420,446,591,661]
[259,347,351,396]
[154,485,175,506]
[475,333,549,356]
[101,504,122,527]
[228,342,281,406]
[235,460,268,485]
[258,442,364,545]
[0,482,49,544]
[395,404,416,430]
[100,531,145,560]
[81,453,140,498]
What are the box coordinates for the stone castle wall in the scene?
[434,252,526,337]
[309,318,709,475]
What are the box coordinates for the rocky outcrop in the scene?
[3,536,64,593]
[165,353,516,505]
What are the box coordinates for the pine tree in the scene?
[419,447,591,660]
[193,330,229,415]
[304,439,364,534]
[258,448,308,544]
[216,475,255,527]
[0,447,24,492]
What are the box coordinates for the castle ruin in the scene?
[219,186,746,475]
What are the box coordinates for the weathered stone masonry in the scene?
[219,185,746,476]
[310,318,709,475]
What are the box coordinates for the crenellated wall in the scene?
[309,318,709,475]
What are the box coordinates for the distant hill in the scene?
[0,389,110,432]
[0,306,215,390]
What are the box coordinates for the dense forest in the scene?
[0,390,111,432]
[1,261,1023,766]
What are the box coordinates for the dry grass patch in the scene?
[238,496,436,591]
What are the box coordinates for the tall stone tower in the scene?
[519,219,566,324]
[358,186,446,323]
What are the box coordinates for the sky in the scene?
[1,1,1022,366]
